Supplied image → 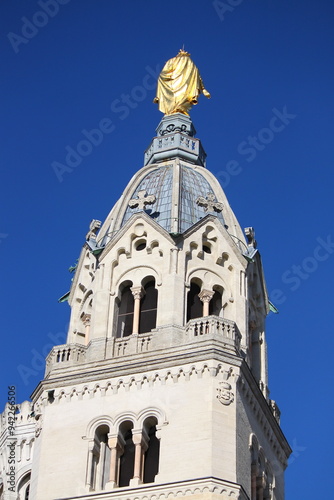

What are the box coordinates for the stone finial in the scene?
[196,192,223,213]
[86,219,101,241]
[128,190,156,210]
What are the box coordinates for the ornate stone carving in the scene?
[130,286,144,301]
[244,226,257,248]
[35,412,43,437]
[217,381,234,406]
[217,368,234,406]
[86,219,101,241]
[159,123,188,135]
[196,192,223,213]
[198,289,214,304]
[129,190,156,210]
[81,313,91,327]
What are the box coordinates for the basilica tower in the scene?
[2,52,291,500]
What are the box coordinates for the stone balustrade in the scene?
[186,315,241,352]
[45,344,87,375]
[45,316,240,376]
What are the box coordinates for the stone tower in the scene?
[0,111,291,499]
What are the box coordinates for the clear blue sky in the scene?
[1,1,333,498]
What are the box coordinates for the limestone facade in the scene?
[0,114,291,499]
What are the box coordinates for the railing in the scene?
[45,317,240,375]
[45,344,87,375]
[186,316,241,352]
[113,333,152,357]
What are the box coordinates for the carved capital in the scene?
[198,289,214,304]
[130,286,144,301]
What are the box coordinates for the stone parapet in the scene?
[56,477,250,500]
[44,316,241,377]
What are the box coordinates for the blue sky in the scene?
[1,1,334,497]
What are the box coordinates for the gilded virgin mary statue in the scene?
[153,49,211,116]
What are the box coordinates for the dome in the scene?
[95,115,246,250]
[121,164,225,234]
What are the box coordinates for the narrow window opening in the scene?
[209,290,222,316]
[48,390,55,404]
[25,484,30,500]
[203,244,211,254]
[116,286,134,338]
[139,281,157,333]
[119,429,135,487]
[143,425,160,483]
[187,282,202,321]
[136,241,146,251]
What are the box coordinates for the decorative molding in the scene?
[42,362,238,406]
[238,374,288,465]
[48,477,249,500]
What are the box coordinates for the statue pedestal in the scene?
[144,114,206,167]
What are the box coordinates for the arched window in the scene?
[143,417,160,484]
[25,484,30,500]
[89,425,110,491]
[209,288,222,316]
[17,472,31,500]
[116,285,134,338]
[118,421,135,487]
[139,280,157,334]
[187,281,202,321]
[116,279,158,337]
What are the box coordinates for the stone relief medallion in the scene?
[217,381,234,406]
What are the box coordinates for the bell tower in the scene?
[3,52,291,500]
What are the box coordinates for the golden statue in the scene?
[153,49,211,116]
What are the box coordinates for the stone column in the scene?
[131,286,144,335]
[198,289,214,316]
[130,431,149,486]
[86,441,95,489]
[105,436,122,490]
